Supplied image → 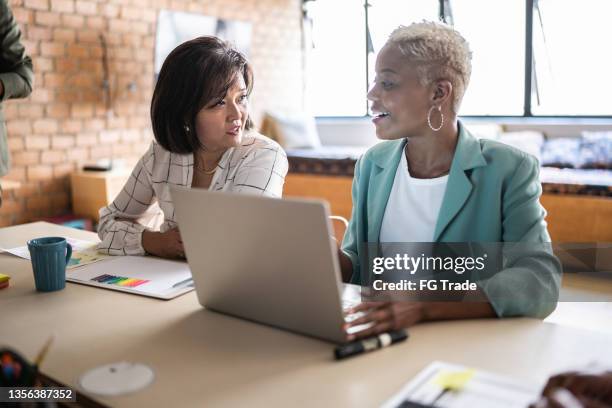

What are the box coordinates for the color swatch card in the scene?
[66,255,194,300]
[381,361,540,408]
[1,238,109,270]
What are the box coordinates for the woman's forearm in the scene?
[422,298,497,322]
[141,230,160,256]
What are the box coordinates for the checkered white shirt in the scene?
[97,132,288,255]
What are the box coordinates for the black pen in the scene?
[334,329,408,360]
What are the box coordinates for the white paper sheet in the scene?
[66,255,194,300]
[1,238,110,269]
[381,361,540,408]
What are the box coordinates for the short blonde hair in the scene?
[388,21,472,114]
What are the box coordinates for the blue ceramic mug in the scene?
[27,237,72,292]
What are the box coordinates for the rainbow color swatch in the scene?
[91,274,149,288]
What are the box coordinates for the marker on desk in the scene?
[334,330,408,360]
[172,278,193,288]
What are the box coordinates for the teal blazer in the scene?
[341,122,561,318]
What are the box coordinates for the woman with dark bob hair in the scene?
[97,36,288,259]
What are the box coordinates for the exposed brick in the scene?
[120,6,141,20]
[55,58,77,72]
[1,0,302,226]
[43,72,65,87]
[112,143,131,156]
[12,8,34,24]
[61,120,82,133]
[35,11,61,27]
[7,136,25,152]
[33,119,59,134]
[99,130,120,143]
[53,28,75,42]
[6,120,31,135]
[86,16,105,29]
[27,165,54,181]
[67,73,94,87]
[66,147,88,161]
[75,0,97,15]
[27,26,52,41]
[83,119,105,131]
[89,144,112,159]
[25,135,50,150]
[35,57,53,72]
[50,0,74,13]
[40,42,65,57]
[71,104,93,118]
[51,135,74,149]
[46,103,70,118]
[101,3,119,17]
[66,44,88,58]
[53,164,75,178]
[5,167,26,182]
[77,30,99,43]
[76,133,97,146]
[62,14,84,28]
[18,104,44,119]
[24,0,49,11]
[56,89,78,103]
[41,150,66,164]
[109,19,131,33]
[21,39,39,56]
[30,89,51,103]
[13,151,40,166]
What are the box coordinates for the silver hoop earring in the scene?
[183,124,190,133]
[427,105,444,132]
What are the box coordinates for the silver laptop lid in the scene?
[171,187,346,343]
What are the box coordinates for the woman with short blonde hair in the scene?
[340,21,560,340]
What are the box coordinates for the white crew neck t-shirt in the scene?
[379,149,449,242]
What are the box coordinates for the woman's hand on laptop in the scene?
[343,302,424,341]
[142,228,185,259]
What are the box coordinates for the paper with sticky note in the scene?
[433,368,476,391]
[1,238,109,270]
[381,361,540,408]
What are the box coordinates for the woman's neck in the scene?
[404,119,459,179]
[194,147,227,171]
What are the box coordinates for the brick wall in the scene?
[1,0,303,226]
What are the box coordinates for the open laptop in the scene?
[171,187,361,343]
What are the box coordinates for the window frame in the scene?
[310,0,612,121]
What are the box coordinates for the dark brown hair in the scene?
[150,36,254,153]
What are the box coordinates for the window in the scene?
[531,0,612,116]
[452,0,525,116]
[305,0,612,118]
[304,0,366,117]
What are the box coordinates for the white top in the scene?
[97,132,288,256]
[379,149,448,242]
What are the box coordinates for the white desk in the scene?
[1,222,612,407]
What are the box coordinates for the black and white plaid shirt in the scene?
[97,132,288,255]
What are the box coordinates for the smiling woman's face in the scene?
[368,44,433,140]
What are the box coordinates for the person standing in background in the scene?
[0,0,34,206]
